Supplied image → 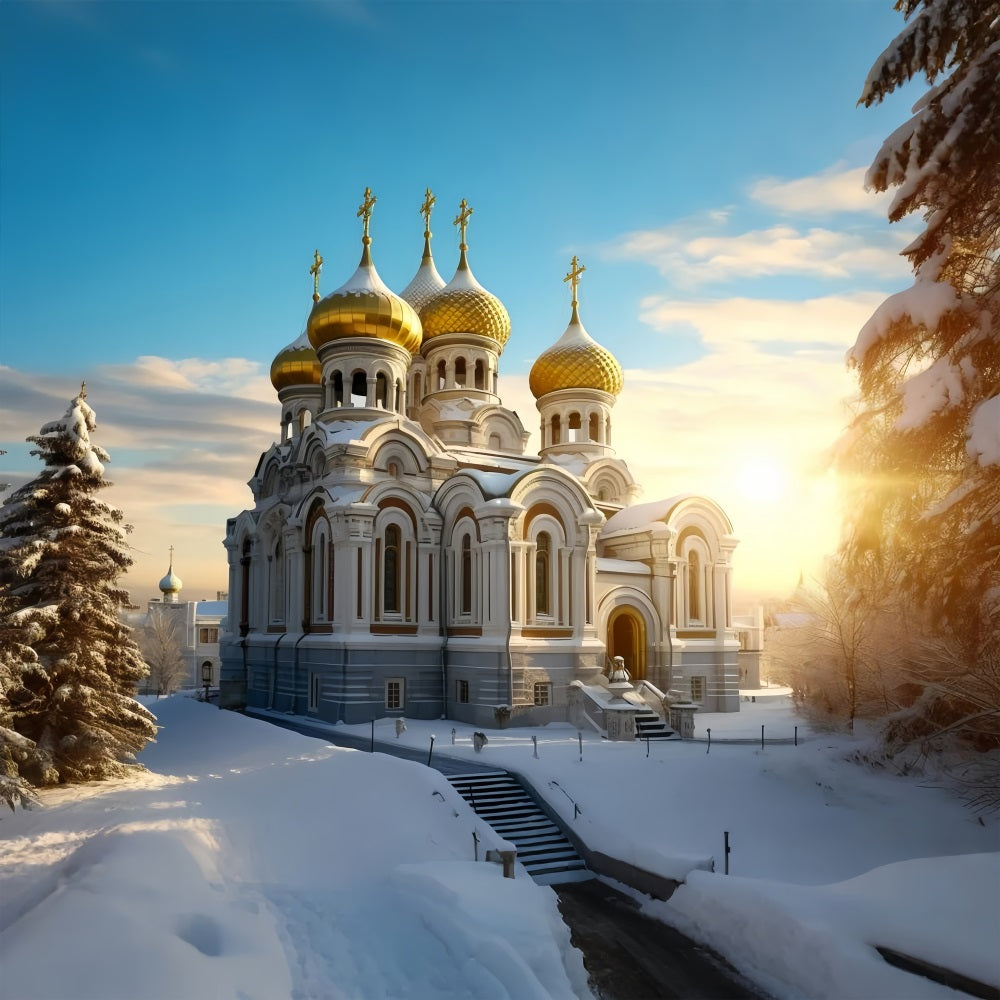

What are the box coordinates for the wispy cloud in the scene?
[749,163,891,216]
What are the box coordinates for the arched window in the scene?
[332,370,344,407]
[239,538,252,637]
[437,359,446,390]
[475,359,485,389]
[551,414,561,445]
[455,357,466,387]
[270,538,285,624]
[488,432,502,451]
[535,532,551,616]
[351,371,367,406]
[375,371,388,408]
[383,524,401,614]
[589,413,600,441]
[568,412,582,441]
[688,549,702,623]
[312,523,329,622]
[460,534,472,615]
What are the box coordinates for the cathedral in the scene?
[219,188,747,731]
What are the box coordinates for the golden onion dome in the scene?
[270,330,321,392]
[529,296,624,399]
[420,247,511,349]
[419,198,510,350]
[307,188,422,355]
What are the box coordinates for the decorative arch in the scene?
[304,500,332,630]
[597,588,660,683]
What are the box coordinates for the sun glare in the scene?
[736,455,790,502]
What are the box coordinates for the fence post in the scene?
[794,725,798,747]
[724,831,731,874]
[370,718,375,752]
[706,727,711,754]
[761,724,765,750]
[578,732,583,763]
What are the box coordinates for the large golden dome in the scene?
[270,331,321,392]
[420,250,510,348]
[419,199,510,350]
[529,303,624,398]
[307,188,422,356]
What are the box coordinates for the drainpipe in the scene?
[268,632,287,711]
[439,534,448,720]
[289,632,308,715]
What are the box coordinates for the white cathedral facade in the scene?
[219,189,744,730]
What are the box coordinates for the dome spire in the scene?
[420,187,436,258]
[564,255,587,323]
[454,197,473,270]
[357,185,376,265]
[309,249,324,304]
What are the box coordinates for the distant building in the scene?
[141,553,227,692]
[221,190,746,729]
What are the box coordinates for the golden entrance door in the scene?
[607,607,647,680]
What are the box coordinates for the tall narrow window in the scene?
[239,538,252,636]
[475,359,485,389]
[437,359,446,390]
[383,524,401,613]
[535,532,551,616]
[456,679,469,704]
[589,413,600,441]
[375,371,388,408]
[455,357,466,387]
[688,550,701,622]
[351,371,367,406]
[551,414,561,445]
[313,527,328,621]
[332,370,344,407]
[460,534,472,615]
[386,678,404,711]
[308,673,321,712]
[414,372,423,403]
[568,412,582,441]
[270,539,285,624]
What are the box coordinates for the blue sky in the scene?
[0,0,921,602]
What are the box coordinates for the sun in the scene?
[735,455,790,502]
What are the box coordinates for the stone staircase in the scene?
[448,771,592,886]
[634,707,676,740]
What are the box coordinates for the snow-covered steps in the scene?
[448,771,591,886]
[634,709,676,740]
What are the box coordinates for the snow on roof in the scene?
[596,557,650,575]
[546,453,590,477]
[195,601,227,616]
[459,468,527,499]
[602,495,689,534]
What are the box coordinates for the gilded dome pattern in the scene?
[420,253,511,349]
[308,246,422,356]
[529,307,624,398]
[400,252,446,315]
[270,332,321,391]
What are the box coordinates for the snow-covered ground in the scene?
[1,688,997,999]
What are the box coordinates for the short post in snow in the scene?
[427,734,436,767]
[646,735,650,758]
[724,831,731,875]
[761,724,765,750]
[794,725,798,747]
[532,735,538,759]
[574,802,580,820]
[473,829,479,862]
[370,718,375,752]
[578,731,583,762]
[451,727,457,745]
[706,727,711,754]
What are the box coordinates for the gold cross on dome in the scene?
[309,249,323,302]
[357,186,377,241]
[564,255,586,307]
[454,198,473,249]
[420,188,436,234]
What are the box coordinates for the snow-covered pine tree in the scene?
[844,0,999,632]
[0,385,156,785]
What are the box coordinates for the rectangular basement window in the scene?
[386,678,404,711]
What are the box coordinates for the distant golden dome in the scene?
[270,331,321,391]
[308,244,422,355]
[420,248,511,350]
[529,304,624,399]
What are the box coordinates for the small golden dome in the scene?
[420,248,511,349]
[270,331,321,391]
[529,303,624,399]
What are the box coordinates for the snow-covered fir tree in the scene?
[844,0,999,628]
[0,385,156,786]
[836,0,999,804]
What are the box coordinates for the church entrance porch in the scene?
[606,606,646,681]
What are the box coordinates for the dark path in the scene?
[555,878,769,1000]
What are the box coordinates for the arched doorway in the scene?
[607,606,647,680]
